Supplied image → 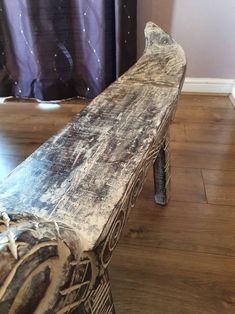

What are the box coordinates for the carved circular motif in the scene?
[101,209,125,268]
[0,213,94,314]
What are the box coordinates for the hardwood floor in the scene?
[1,95,235,313]
[0,97,89,181]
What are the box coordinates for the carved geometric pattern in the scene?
[154,132,171,205]
[0,22,186,314]
[0,213,96,314]
[84,271,115,314]
[0,136,171,312]
[94,99,177,273]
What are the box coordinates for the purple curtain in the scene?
[0,0,136,100]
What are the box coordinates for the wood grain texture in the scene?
[0,23,186,313]
[174,107,235,125]
[202,170,235,206]
[108,94,235,314]
[170,123,186,142]
[0,100,88,182]
[110,245,235,314]
[143,167,207,204]
[179,94,234,109]
[172,142,235,170]
[122,198,235,257]
[185,123,235,145]
[1,91,235,313]
[0,23,186,250]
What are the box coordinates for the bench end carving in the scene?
[0,212,98,313]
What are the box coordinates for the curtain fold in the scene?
[0,0,136,100]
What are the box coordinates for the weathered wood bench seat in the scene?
[0,23,186,314]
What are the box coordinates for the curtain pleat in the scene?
[0,0,136,100]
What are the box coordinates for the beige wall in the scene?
[138,0,235,79]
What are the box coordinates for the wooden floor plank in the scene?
[202,169,235,206]
[171,142,235,170]
[185,123,235,145]
[134,198,235,221]
[110,245,235,314]
[0,155,25,182]
[174,107,235,125]
[143,167,207,204]
[1,95,235,313]
[178,94,234,109]
[120,196,235,257]
[170,123,187,142]
[0,100,87,182]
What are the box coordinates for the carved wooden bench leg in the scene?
[153,133,171,206]
[84,270,116,314]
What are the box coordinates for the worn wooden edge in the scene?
[0,22,186,314]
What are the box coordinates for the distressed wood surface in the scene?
[0,23,186,313]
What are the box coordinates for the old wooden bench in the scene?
[0,23,186,314]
